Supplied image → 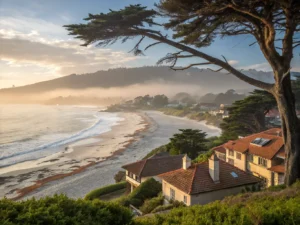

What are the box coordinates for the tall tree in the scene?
[220,90,277,138]
[168,129,208,159]
[65,2,300,185]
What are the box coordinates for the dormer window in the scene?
[251,138,271,147]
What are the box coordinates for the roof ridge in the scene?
[147,154,184,161]
[157,168,184,177]
[188,165,198,194]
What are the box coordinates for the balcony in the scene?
[126,175,141,187]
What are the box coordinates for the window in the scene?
[183,195,187,204]
[236,153,241,160]
[229,150,234,157]
[228,158,234,165]
[170,188,175,200]
[136,176,141,183]
[248,154,254,162]
[258,157,267,167]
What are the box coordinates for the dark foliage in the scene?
[0,195,132,225]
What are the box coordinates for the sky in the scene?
[0,0,299,89]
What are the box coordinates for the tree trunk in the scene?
[274,76,300,186]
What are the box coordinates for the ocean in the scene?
[0,104,122,167]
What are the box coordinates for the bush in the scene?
[116,178,162,208]
[0,195,132,225]
[85,181,127,200]
[114,171,126,183]
[151,204,174,213]
[193,150,213,163]
[266,184,286,192]
[139,195,164,214]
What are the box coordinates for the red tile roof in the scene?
[159,161,261,195]
[122,154,184,177]
[212,145,226,154]
[224,128,284,159]
[269,164,285,173]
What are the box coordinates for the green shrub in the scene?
[116,178,162,208]
[193,150,213,163]
[0,195,132,225]
[151,204,174,213]
[85,181,127,200]
[266,184,286,192]
[140,195,164,214]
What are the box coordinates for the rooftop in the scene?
[122,154,184,177]
[223,128,284,159]
[212,145,226,154]
[269,164,285,173]
[159,161,261,195]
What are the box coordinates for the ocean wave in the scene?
[0,113,121,163]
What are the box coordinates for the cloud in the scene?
[0,28,145,88]
[228,60,239,65]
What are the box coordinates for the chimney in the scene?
[182,154,191,170]
[209,153,220,183]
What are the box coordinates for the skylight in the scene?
[230,172,238,178]
[251,138,271,147]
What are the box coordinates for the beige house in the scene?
[214,128,285,187]
[159,154,261,206]
[122,154,184,192]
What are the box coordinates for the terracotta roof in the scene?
[122,154,184,177]
[159,161,261,195]
[269,164,285,173]
[276,148,286,158]
[213,145,226,154]
[224,128,284,159]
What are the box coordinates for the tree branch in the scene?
[142,32,274,91]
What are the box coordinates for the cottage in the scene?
[122,154,184,192]
[214,128,285,187]
[159,154,261,206]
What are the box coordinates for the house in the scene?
[216,128,285,187]
[122,154,184,192]
[158,154,261,206]
[213,145,226,161]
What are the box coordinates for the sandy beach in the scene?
[1,111,221,200]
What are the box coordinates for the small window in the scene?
[170,188,175,200]
[183,195,187,204]
[258,157,267,167]
[236,153,241,160]
[228,158,234,165]
[230,172,238,178]
[248,154,254,162]
[229,150,234,156]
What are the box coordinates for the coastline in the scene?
[0,112,149,200]
[1,110,221,200]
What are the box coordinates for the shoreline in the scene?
[1,110,221,200]
[1,112,150,200]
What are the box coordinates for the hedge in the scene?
[139,195,164,214]
[0,194,132,225]
[85,181,127,200]
[135,182,300,225]
[116,178,162,208]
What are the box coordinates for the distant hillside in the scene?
[1,67,298,103]
[0,67,256,95]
